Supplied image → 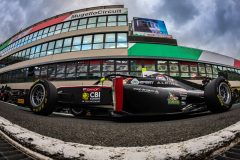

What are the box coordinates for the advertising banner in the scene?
[132,17,172,38]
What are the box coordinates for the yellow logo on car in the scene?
[82,92,89,101]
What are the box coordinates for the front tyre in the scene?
[29,80,57,115]
[204,77,233,113]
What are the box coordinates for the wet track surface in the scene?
[0,102,240,147]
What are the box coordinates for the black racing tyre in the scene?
[70,107,86,117]
[29,80,57,116]
[204,77,233,113]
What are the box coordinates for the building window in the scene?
[198,63,206,76]
[66,62,76,79]
[87,17,97,28]
[116,60,128,75]
[78,18,87,29]
[77,61,89,79]
[118,15,127,26]
[34,45,42,58]
[54,39,63,54]
[69,20,79,31]
[117,33,127,48]
[180,62,190,78]
[32,32,38,42]
[42,27,50,38]
[72,36,82,52]
[34,66,41,79]
[47,41,55,55]
[54,23,63,35]
[93,34,104,49]
[40,43,48,57]
[89,60,101,78]
[62,38,72,53]
[40,66,48,79]
[25,48,31,60]
[82,35,92,50]
[143,60,156,71]
[102,60,115,77]
[107,15,117,27]
[206,64,213,77]
[157,60,168,74]
[189,62,198,78]
[97,16,107,27]
[212,65,219,78]
[30,46,36,59]
[48,25,56,36]
[130,60,142,77]
[48,65,56,80]
[56,63,66,79]
[105,33,116,48]
[61,22,70,33]
[169,61,179,77]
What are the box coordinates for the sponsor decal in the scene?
[139,81,154,85]
[217,95,224,106]
[82,88,101,103]
[17,99,24,104]
[167,93,180,105]
[83,88,101,92]
[133,88,159,94]
[131,78,140,85]
[156,81,176,85]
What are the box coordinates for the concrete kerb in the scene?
[0,116,240,160]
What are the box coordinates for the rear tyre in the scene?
[29,80,57,116]
[204,77,233,113]
[70,107,86,117]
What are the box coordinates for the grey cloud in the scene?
[214,0,240,34]
[157,0,199,26]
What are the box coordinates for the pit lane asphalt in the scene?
[0,102,240,147]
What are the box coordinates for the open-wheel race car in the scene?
[14,71,239,117]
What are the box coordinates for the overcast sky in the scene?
[0,0,239,59]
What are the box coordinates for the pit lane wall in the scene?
[128,43,240,69]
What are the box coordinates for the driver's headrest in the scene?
[142,71,160,77]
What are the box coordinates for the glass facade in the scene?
[0,32,128,67]
[1,59,239,84]
[0,15,128,55]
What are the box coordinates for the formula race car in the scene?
[15,71,238,117]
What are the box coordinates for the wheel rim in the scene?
[218,82,231,105]
[30,84,46,107]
